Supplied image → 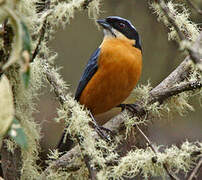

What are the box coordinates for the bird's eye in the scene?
[119,22,126,28]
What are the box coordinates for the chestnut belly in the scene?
[79,60,141,115]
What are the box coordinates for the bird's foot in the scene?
[97,126,114,136]
[89,111,113,142]
[94,125,114,142]
[118,103,145,116]
[117,103,139,112]
[117,104,126,111]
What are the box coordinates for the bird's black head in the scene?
[97,16,142,51]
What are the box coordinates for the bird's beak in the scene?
[97,19,111,30]
[97,19,116,37]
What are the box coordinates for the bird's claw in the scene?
[94,125,114,142]
[89,111,113,142]
[118,103,145,116]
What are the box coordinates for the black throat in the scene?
[133,35,142,51]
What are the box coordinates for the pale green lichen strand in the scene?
[48,0,101,29]
[150,1,200,43]
[5,60,43,178]
[0,0,201,179]
[97,141,202,179]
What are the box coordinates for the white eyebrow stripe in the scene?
[128,21,136,31]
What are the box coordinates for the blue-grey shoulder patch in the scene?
[75,48,100,101]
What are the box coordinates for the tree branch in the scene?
[0,19,21,180]
[154,0,202,70]
[83,155,97,180]
[0,140,22,180]
[31,19,47,62]
[82,0,94,9]
[155,0,185,41]
[42,62,68,106]
[187,157,202,180]
[42,53,202,175]
[41,0,202,177]
[188,33,202,69]
[135,125,180,180]
[31,0,50,62]
[149,79,202,104]
[32,0,97,63]
[42,25,202,173]
[42,146,81,179]
[187,0,202,15]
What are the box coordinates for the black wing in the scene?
[75,48,101,101]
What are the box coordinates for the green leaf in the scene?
[0,75,14,136]
[21,21,31,53]
[21,21,31,88]
[8,118,28,149]
[0,7,32,87]
[22,66,30,88]
[1,6,23,70]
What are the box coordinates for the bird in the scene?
[57,16,142,152]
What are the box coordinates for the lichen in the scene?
[0,0,201,179]
[5,60,43,178]
[150,1,200,43]
[97,141,202,179]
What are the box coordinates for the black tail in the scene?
[57,128,74,153]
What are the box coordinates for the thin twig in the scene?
[31,0,51,62]
[31,19,47,62]
[36,0,50,13]
[126,72,202,118]
[135,125,156,152]
[89,112,113,142]
[187,33,202,67]
[43,62,68,105]
[187,0,202,15]
[42,146,81,179]
[82,0,94,9]
[149,80,202,104]
[74,134,98,180]
[135,125,180,180]
[83,155,97,180]
[32,0,96,62]
[187,157,202,180]
[155,0,185,41]
[154,0,202,70]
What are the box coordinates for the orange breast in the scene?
[79,37,142,117]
